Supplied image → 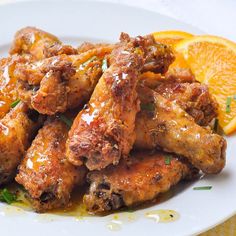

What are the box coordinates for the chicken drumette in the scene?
[135,86,226,174]
[66,33,174,170]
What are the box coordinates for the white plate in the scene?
[0,1,235,236]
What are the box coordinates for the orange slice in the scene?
[175,35,236,134]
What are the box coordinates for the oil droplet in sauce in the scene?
[145,209,180,223]
[0,205,25,216]
[106,220,122,231]
[48,187,90,221]
[35,213,60,223]
[106,212,138,231]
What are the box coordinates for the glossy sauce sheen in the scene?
[0,182,180,231]
[0,58,18,118]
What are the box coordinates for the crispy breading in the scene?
[15,46,113,114]
[0,55,32,118]
[155,82,218,126]
[0,103,42,185]
[15,118,87,212]
[139,72,218,126]
[135,86,226,174]
[84,151,198,214]
[66,33,174,170]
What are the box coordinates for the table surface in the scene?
[0,0,235,235]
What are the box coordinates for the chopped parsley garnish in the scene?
[141,103,155,112]
[10,99,21,108]
[82,56,97,67]
[226,96,232,113]
[0,188,17,204]
[59,114,73,128]
[164,155,172,165]
[102,58,108,72]
[193,186,212,190]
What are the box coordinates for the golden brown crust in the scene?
[66,34,175,171]
[14,46,113,114]
[135,86,226,174]
[84,151,198,213]
[66,34,144,170]
[139,69,218,126]
[0,55,33,119]
[15,119,87,212]
[0,103,42,185]
[154,82,218,126]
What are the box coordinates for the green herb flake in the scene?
[59,114,73,128]
[234,95,236,101]
[102,58,108,72]
[141,103,155,112]
[193,186,212,190]
[164,155,172,165]
[82,56,97,68]
[10,99,21,108]
[0,188,17,204]
[226,96,232,113]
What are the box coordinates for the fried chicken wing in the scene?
[9,27,77,60]
[15,118,87,212]
[135,86,226,174]
[84,151,198,214]
[15,46,113,114]
[0,102,42,185]
[66,33,174,170]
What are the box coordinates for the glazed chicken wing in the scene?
[84,151,198,214]
[0,102,42,185]
[15,46,113,114]
[135,86,226,174]
[15,118,87,212]
[66,33,174,170]
[9,27,77,60]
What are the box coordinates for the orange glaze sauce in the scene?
[25,138,48,172]
[1,180,182,227]
[0,58,19,119]
[48,186,90,218]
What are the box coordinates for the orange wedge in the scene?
[175,35,236,134]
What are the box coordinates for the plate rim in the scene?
[0,1,235,236]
